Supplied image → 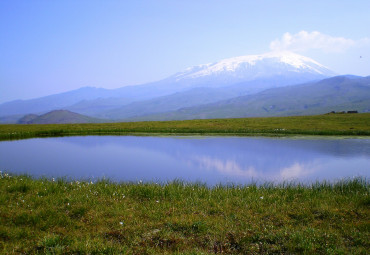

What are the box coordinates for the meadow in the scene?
[0,113,369,141]
[0,173,369,254]
[1,114,369,254]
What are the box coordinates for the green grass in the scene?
[0,113,369,140]
[0,173,369,254]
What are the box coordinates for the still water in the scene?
[0,136,369,185]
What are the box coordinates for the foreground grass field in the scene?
[0,113,369,140]
[0,173,369,254]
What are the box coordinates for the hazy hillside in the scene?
[97,87,239,119]
[0,114,24,124]
[0,87,121,116]
[17,110,108,124]
[128,76,370,121]
[17,114,39,124]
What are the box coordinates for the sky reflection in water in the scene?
[0,136,369,185]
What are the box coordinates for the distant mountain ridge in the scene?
[0,51,336,121]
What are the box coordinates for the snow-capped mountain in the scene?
[1,51,337,120]
[168,51,335,89]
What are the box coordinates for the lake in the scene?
[0,136,369,185]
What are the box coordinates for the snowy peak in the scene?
[173,51,335,81]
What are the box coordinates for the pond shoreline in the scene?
[1,113,370,141]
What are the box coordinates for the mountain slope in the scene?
[98,87,240,120]
[0,51,335,118]
[127,76,370,121]
[17,110,108,124]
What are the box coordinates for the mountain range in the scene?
[129,75,369,121]
[0,51,369,123]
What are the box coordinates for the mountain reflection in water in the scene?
[0,136,369,185]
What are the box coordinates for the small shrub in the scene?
[70,206,88,219]
[12,212,37,226]
[166,221,208,236]
[0,228,10,241]
[6,183,31,193]
[37,234,70,254]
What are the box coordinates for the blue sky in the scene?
[1,0,369,103]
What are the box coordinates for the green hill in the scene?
[17,110,108,124]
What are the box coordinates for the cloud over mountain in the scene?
[270,31,368,53]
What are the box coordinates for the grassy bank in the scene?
[0,113,369,140]
[0,173,369,254]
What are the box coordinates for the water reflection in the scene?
[0,136,369,185]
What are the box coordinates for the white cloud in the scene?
[192,156,257,178]
[279,162,313,180]
[269,31,368,53]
